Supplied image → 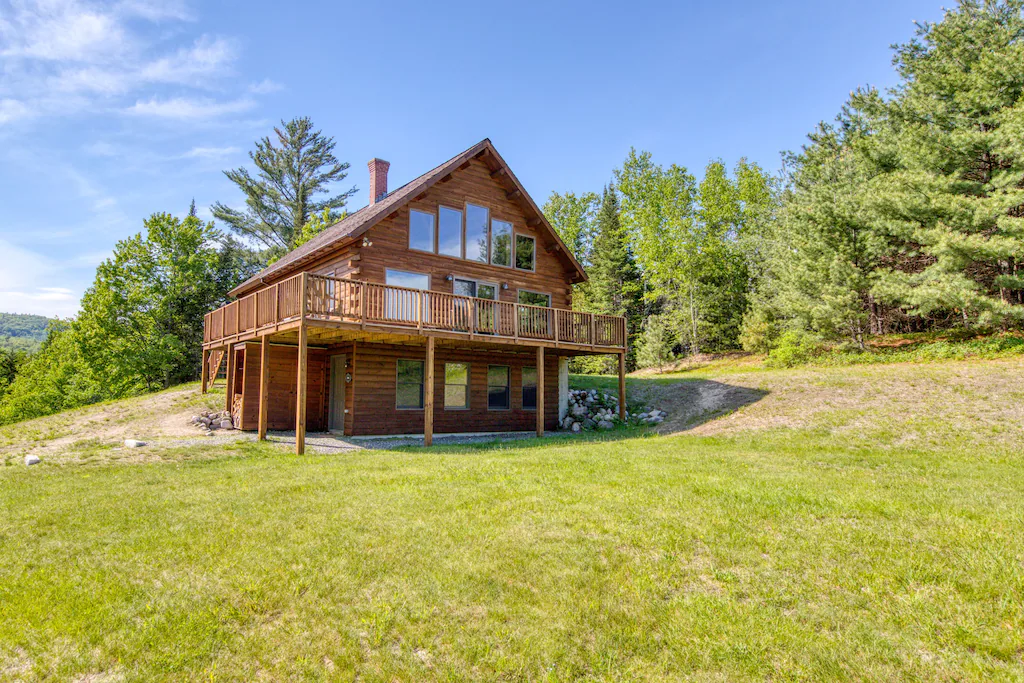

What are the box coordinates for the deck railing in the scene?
[204,273,627,350]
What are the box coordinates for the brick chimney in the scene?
[368,158,390,204]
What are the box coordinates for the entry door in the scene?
[329,355,346,432]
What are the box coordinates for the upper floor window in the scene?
[409,210,434,252]
[515,234,535,271]
[518,290,551,307]
[491,219,512,267]
[465,204,489,262]
[438,206,463,258]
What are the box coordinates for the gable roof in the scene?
[228,138,587,298]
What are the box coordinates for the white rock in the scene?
[571,422,582,432]
[220,418,233,430]
[124,439,146,448]
[24,454,40,466]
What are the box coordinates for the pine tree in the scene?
[588,186,643,369]
[212,117,356,260]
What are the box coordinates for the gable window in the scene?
[490,219,512,267]
[487,365,510,410]
[522,366,537,410]
[465,204,489,262]
[396,360,424,410]
[409,210,435,252]
[515,234,536,271]
[444,362,470,409]
[438,206,463,258]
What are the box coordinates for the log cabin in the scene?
[201,139,627,453]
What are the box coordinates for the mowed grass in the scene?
[2,364,1024,680]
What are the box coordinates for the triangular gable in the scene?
[229,139,587,298]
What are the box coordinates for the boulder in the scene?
[571,422,582,433]
[124,439,146,448]
[571,405,587,418]
[597,420,615,430]
[219,418,233,430]
[583,418,596,430]
[200,417,211,426]
[24,454,40,466]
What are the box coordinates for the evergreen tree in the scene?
[588,186,644,369]
[212,117,356,260]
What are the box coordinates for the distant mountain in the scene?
[0,312,54,353]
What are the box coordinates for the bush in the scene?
[766,330,824,368]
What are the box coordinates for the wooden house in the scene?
[201,139,627,452]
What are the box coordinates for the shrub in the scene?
[766,330,824,368]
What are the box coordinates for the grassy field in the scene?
[1,358,1023,681]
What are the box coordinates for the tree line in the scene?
[3,0,1022,423]
[545,0,1024,369]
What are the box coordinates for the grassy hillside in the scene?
[1,358,1023,680]
[0,312,53,353]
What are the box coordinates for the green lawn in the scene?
[1,364,1023,680]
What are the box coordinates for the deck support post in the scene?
[617,352,626,421]
[296,324,308,455]
[536,346,545,437]
[225,345,234,413]
[200,348,209,394]
[258,335,270,441]
[424,336,435,446]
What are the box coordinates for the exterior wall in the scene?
[237,343,328,432]
[350,342,560,436]
[358,157,573,308]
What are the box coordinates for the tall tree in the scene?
[212,117,356,260]
[588,187,644,368]
[543,191,599,265]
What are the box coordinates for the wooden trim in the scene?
[296,324,308,455]
[258,335,270,440]
[424,337,435,446]
[225,345,235,412]
[536,347,544,437]
[200,349,209,395]
[618,352,626,421]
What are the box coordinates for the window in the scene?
[438,206,463,258]
[477,283,497,300]
[517,290,552,307]
[444,362,470,409]
[487,365,510,410]
[409,210,434,252]
[515,234,536,271]
[453,278,477,298]
[385,270,430,322]
[522,366,537,410]
[491,219,512,266]
[465,204,489,262]
[396,360,424,409]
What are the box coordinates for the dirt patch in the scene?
[0,385,238,465]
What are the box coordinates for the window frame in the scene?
[437,204,465,259]
[514,233,537,272]
[489,218,514,268]
[521,366,538,411]
[443,362,471,411]
[408,208,436,254]
[464,202,490,264]
[395,359,425,410]
[486,365,511,411]
[516,289,552,308]
[452,276,499,300]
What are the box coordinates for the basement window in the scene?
[444,362,470,410]
[487,365,510,410]
[396,359,425,410]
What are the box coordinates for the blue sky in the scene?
[0,0,943,318]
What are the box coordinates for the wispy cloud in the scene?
[126,97,255,120]
[249,78,283,95]
[139,35,238,87]
[180,145,240,159]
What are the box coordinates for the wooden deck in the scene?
[203,272,627,352]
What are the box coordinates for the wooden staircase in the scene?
[205,349,226,392]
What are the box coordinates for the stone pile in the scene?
[559,389,668,432]
[190,410,235,436]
